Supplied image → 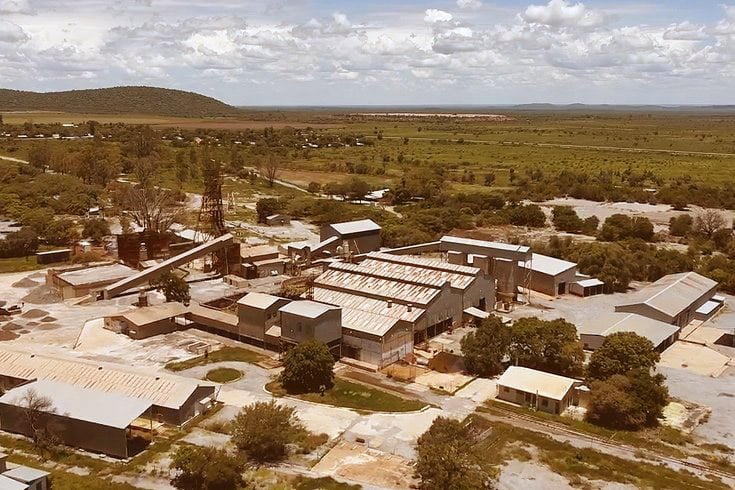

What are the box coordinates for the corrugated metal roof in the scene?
[578,313,680,348]
[616,272,718,319]
[368,251,480,276]
[0,379,152,429]
[497,366,578,401]
[315,268,440,306]
[522,253,577,277]
[237,292,288,310]
[279,300,340,318]
[57,263,136,287]
[0,347,208,409]
[0,475,27,490]
[440,235,530,254]
[313,288,425,323]
[118,302,189,327]
[341,307,400,337]
[330,219,381,236]
[576,278,604,288]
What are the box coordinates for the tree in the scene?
[599,214,654,242]
[152,270,191,304]
[18,389,60,455]
[307,181,322,194]
[552,206,584,233]
[586,332,659,381]
[260,154,280,187]
[125,185,180,234]
[345,177,370,201]
[45,218,80,246]
[461,316,511,377]
[170,445,244,490]
[415,417,493,489]
[694,209,727,238]
[28,144,52,172]
[669,214,693,237]
[231,400,305,463]
[509,317,584,376]
[586,369,668,429]
[281,339,335,393]
[82,218,111,243]
[507,204,546,228]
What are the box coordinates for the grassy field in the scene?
[268,378,427,413]
[205,367,242,383]
[0,256,48,274]
[165,346,268,371]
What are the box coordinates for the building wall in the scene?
[124,318,178,340]
[496,386,574,415]
[319,226,381,255]
[616,285,718,327]
[342,322,413,368]
[237,301,288,341]
[0,403,130,458]
[519,268,578,297]
[281,308,342,345]
[152,385,215,426]
[256,261,285,278]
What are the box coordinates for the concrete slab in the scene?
[455,378,498,404]
[659,342,731,377]
[414,371,474,394]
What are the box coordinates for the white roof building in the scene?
[497,366,579,401]
[578,313,680,351]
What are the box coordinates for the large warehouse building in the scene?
[578,313,680,352]
[0,348,214,426]
[615,272,719,327]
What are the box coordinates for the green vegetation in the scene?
[165,347,268,371]
[415,416,497,489]
[0,255,46,273]
[152,270,191,304]
[170,445,244,490]
[268,378,427,413]
[587,332,660,381]
[205,367,242,383]
[292,476,361,490]
[0,86,241,117]
[280,339,335,394]
[509,317,584,377]
[461,315,511,377]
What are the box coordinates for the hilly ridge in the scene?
[0,86,242,118]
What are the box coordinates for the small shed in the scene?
[104,302,189,339]
[34,249,71,265]
[1,463,49,490]
[518,253,578,296]
[570,278,605,297]
[266,214,291,226]
[0,380,152,458]
[496,366,582,415]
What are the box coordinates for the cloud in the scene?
[0,20,29,43]
[457,0,482,9]
[523,0,607,28]
[664,22,708,41]
[424,9,453,24]
[0,0,34,15]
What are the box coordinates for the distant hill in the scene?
[0,86,242,117]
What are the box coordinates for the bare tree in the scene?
[694,209,728,238]
[19,389,60,455]
[260,155,281,188]
[125,185,181,234]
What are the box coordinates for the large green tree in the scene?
[415,417,493,490]
[509,317,584,376]
[152,270,191,304]
[231,400,305,463]
[586,332,659,381]
[461,316,511,377]
[281,339,335,393]
[170,445,243,490]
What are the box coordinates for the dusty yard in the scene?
[311,441,416,490]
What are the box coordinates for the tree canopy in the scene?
[230,400,305,463]
[281,339,335,394]
[461,316,511,377]
[152,271,191,304]
[509,317,584,377]
[170,445,244,490]
[586,332,659,381]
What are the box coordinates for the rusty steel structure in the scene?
[197,153,229,273]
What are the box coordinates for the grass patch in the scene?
[267,378,427,413]
[165,347,268,371]
[469,414,729,489]
[292,476,362,490]
[205,367,242,383]
[0,256,47,273]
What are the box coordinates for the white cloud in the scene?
[0,0,34,15]
[424,9,453,24]
[0,20,29,43]
[664,22,708,41]
[523,0,607,28]
[457,0,482,9]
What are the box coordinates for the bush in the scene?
[151,270,191,304]
[231,400,305,463]
[170,445,243,490]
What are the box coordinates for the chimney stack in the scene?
[387,300,393,309]
[407,303,413,312]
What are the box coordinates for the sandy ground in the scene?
[311,441,416,490]
[540,197,735,233]
[234,220,319,244]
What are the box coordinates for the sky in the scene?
[0,0,734,106]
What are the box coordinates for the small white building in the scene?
[496,366,584,415]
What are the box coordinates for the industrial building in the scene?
[615,272,719,327]
[236,292,290,344]
[265,214,291,226]
[577,313,680,352]
[496,366,585,415]
[241,245,287,279]
[0,348,214,426]
[518,253,578,297]
[279,300,342,354]
[319,219,382,255]
[104,302,189,340]
[570,277,606,297]
[0,453,49,490]
[0,380,152,459]
[47,263,136,299]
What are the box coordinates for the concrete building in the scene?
[236,293,290,343]
[47,263,136,299]
[570,277,605,297]
[518,253,578,297]
[0,348,214,426]
[241,245,287,279]
[615,272,719,327]
[279,300,342,354]
[104,302,189,339]
[0,454,49,490]
[320,219,382,255]
[578,313,680,352]
[496,366,583,415]
[0,380,152,458]
[265,214,290,226]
